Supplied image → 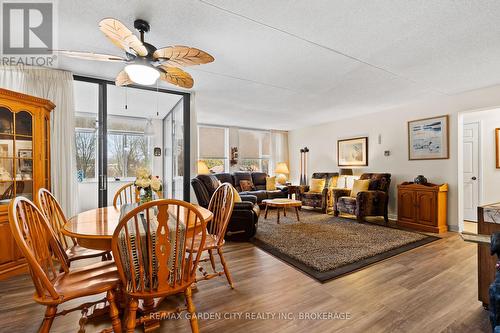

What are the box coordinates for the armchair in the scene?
[333,173,391,223]
[300,172,339,213]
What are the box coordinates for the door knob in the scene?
[471,176,477,180]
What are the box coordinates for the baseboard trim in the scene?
[448,225,459,232]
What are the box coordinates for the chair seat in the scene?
[66,244,109,262]
[301,191,323,199]
[188,234,223,251]
[47,261,119,303]
[338,196,356,204]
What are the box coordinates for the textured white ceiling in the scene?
[56,0,500,129]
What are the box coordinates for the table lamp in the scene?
[339,168,353,188]
[275,162,290,185]
[197,160,211,175]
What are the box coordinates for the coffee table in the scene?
[262,198,302,224]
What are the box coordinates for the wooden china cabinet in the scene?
[0,88,54,279]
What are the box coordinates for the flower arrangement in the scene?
[134,167,162,204]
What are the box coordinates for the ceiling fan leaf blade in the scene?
[159,66,194,88]
[53,50,127,62]
[115,70,133,86]
[99,18,148,57]
[154,45,214,67]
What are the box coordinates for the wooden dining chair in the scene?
[111,199,207,333]
[112,182,163,208]
[37,188,111,265]
[8,197,122,333]
[190,183,235,288]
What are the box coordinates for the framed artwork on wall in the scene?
[337,137,368,167]
[408,115,449,160]
[496,128,500,168]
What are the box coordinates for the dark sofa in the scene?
[191,173,260,241]
[215,172,288,204]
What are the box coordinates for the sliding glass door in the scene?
[74,80,100,212]
[163,101,184,200]
[73,76,190,213]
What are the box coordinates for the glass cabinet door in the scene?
[0,108,33,204]
[14,111,33,200]
[0,107,14,205]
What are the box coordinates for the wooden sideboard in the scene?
[397,182,448,233]
[477,203,500,307]
[0,88,54,279]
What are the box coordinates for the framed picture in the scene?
[337,137,368,166]
[408,115,449,160]
[496,128,500,168]
[18,149,32,173]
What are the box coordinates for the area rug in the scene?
[251,210,439,282]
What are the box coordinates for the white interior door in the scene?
[463,122,480,222]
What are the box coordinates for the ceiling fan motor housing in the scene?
[133,19,157,59]
[134,19,150,33]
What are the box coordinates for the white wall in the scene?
[463,109,500,205]
[289,84,500,230]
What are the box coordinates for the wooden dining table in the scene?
[62,204,213,332]
[63,204,213,251]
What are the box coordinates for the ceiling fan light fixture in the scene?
[124,63,160,85]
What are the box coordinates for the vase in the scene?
[414,175,428,185]
[139,187,153,204]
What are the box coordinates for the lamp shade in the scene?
[339,168,353,176]
[124,63,160,85]
[197,160,210,175]
[275,162,290,174]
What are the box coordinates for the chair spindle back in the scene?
[37,188,75,250]
[111,199,207,297]
[113,183,139,208]
[113,182,163,208]
[207,183,234,246]
[8,197,68,300]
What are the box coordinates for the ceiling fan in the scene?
[56,18,214,88]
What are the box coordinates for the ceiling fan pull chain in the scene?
[125,86,128,110]
[156,81,159,117]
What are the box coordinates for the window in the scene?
[75,113,97,181]
[198,125,229,173]
[107,132,149,179]
[75,113,151,181]
[238,129,271,174]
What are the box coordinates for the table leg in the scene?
[283,207,287,217]
[295,207,300,222]
[142,297,160,332]
[277,207,280,224]
[264,204,269,219]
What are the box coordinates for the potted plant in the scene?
[134,167,162,204]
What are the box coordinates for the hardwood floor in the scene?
[0,232,490,332]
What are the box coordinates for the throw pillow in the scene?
[310,178,326,193]
[231,186,242,202]
[239,180,254,192]
[328,176,339,188]
[266,176,277,191]
[351,179,370,197]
